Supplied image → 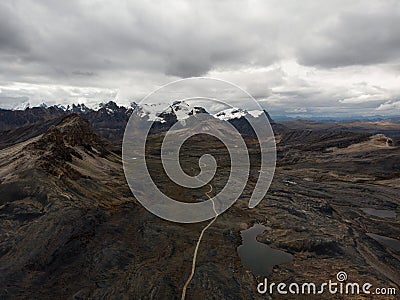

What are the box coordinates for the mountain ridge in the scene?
[0,101,277,142]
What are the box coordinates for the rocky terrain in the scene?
[0,108,399,299]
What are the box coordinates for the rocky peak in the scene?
[31,114,108,155]
[69,103,93,114]
[99,101,120,111]
[23,114,110,179]
[48,114,102,146]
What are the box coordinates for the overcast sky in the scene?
[1,0,400,117]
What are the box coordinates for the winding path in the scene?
[181,184,218,300]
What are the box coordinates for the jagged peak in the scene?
[70,103,92,113]
[99,101,119,109]
[37,114,106,149]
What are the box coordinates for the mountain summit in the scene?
[37,114,106,148]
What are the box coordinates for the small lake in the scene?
[367,233,400,251]
[237,223,293,276]
[361,208,397,219]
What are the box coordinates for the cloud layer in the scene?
[0,0,399,117]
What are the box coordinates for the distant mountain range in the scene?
[273,114,400,123]
[2,101,398,149]
[8,100,400,123]
[0,101,278,143]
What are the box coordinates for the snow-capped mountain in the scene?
[8,100,266,123]
[1,100,276,141]
[138,100,207,123]
[131,100,273,136]
[137,100,264,124]
[213,107,264,121]
[54,104,67,111]
[214,108,247,120]
[69,103,92,114]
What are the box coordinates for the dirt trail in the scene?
[181,184,218,300]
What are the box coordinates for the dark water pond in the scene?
[237,223,293,276]
[367,233,400,251]
[361,208,397,219]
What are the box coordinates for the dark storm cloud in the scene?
[0,3,29,53]
[1,1,399,79]
[0,0,279,80]
[0,0,399,116]
[297,7,400,68]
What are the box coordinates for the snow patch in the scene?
[214,107,265,120]
[140,103,173,122]
[248,110,264,118]
[139,101,204,122]
[214,108,247,120]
